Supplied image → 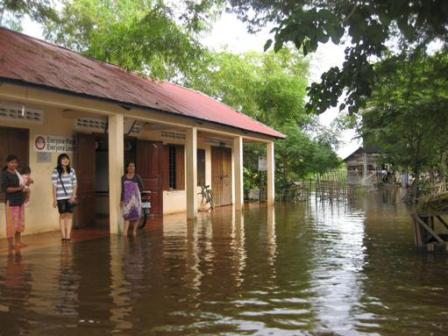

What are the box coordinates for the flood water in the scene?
[1,188,448,335]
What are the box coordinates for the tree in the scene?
[188,49,340,192]
[188,48,310,126]
[275,123,339,188]
[1,0,222,80]
[0,0,58,29]
[42,0,219,79]
[226,0,448,114]
[362,52,448,179]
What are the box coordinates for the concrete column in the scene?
[108,114,124,234]
[233,136,244,209]
[186,127,198,219]
[267,141,275,205]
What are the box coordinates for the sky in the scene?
[22,11,360,158]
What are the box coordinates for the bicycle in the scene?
[138,190,151,229]
[198,185,214,210]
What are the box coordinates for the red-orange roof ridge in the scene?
[163,81,275,127]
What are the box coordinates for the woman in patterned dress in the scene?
[121,162,144,236]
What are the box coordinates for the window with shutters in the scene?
[163,144,185,190]
[168,145,177,189]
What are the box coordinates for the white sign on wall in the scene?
[34,135,74,153]
[258,156,267,171]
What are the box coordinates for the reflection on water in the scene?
[1,188,448,335]
[309,197,367,335]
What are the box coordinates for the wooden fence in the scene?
[278,169,350,202]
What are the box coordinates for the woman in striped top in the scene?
[52,153,77,242]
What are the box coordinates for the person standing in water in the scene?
[52,153,77,242]
[1,155,28,252]
[121,162,144,236]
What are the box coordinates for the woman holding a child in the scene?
[1,155,30,252]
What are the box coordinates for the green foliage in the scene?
[6,0,448,116]
[180,0,225,32]
[42,0,212,79]
[188,49,340,192]
[363,52,448,175]
[188,48,310,126]
[227,0,448,114]
[1,0,220,79]
[275,123,339,189]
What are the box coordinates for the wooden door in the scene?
[75,133,96,227]
[136,140,163,215]
[0,127,29,202]
[212,147,233,207]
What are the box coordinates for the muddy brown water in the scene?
[1,189,447,335]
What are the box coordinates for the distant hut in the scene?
[343,147,381,185]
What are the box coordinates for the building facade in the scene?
[0,28,283,237]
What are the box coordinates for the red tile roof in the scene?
[0,28,284,139]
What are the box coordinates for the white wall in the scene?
[0,102,76,238]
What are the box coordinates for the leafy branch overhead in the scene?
[1,0,222,80]
[227,0,448,114]
[363,52,448,175]
[45,0,213,79]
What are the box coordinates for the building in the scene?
[343,147,381,185]
[0,28,284,237]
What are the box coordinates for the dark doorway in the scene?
[76,134,163,227]
[74,133,96,228]
[0,126,29,202]
[94,135,109,228]
[90,135,137,227]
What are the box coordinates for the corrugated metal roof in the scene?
[0,28,285,139]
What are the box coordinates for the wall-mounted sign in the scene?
[37,152,52,163]
[34,135,74,153]
[258,156,267,171]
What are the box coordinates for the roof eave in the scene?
[0,78,285,140]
